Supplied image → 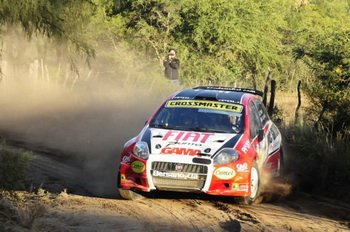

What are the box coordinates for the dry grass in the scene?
[0,191,48,231]
[276,90,350,200]
[273,91,310,123]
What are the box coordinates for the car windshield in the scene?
[149,99,245,133]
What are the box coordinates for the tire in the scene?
[235,161,260,205]
[117,172,143,200]
[276,147,284,177]
[118,188,144,200]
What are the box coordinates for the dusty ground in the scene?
[21,191,350,232]
[1,148,349,232]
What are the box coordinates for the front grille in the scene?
[152,177,204,191]
[151,162,208,191]
[152,162,208,174]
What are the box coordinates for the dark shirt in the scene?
[163,58,180,80]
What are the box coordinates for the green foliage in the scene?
[0,143,34,190]
[0,0,95,60]
[291,1,350,133]
[107,0,293,87]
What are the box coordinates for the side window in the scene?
[254,99,269,126]
[249,101,261,141]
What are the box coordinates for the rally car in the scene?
[118,86,283,204]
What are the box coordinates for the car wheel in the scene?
[118,188,143,200]
[235,161,260,205]
[276,147,284,177]
[117,172,143,200]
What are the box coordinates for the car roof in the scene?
[170,86,263,104]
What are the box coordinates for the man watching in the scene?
[163,48,180,86]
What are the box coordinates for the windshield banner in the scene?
[166,100,243,113]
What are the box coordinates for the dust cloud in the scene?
[0,28,175,197]
[0,78,173,196]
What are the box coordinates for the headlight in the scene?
[133,142,150,160]
[213,148,239,165]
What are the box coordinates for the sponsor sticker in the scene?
[238,184,249,192]
[232,183,239,190]
[121,155,131,164]
[166,141,203,147]
[161,147,201,156]
[163,131,214,143]
[236,163,249,172]
[131,160,145,173]
[232,183,249,192]
[241,140,251,154]
[166,100,243,113]
[152,170,199,180]
[214,167,236,180]
[121,174,126,182]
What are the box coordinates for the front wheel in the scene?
[117,172,143,200]
[235,161,260,205]
[118,188,143,200]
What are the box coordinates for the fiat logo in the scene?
[175,164,183,171]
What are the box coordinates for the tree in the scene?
[0,0,95,60]
[110,0,292,87]
[291,0,350,133]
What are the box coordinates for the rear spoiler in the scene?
[193,86,264,97]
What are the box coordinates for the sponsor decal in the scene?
[175,164,183,171]
[131,160,145,173]
[241,140,251,154]
[121,174,126,182]
[238,184,249,192]
[166,100,243,113]
[232,183,249,192]
[155,144,162,149]
[121,155,131,164]
[236,163,249,172]
[232,183,239,190]
[152,170,199,180]
[204,148,211,153]
[214,167,236,180]
[163,131,214,143]
[161,147,201,156]
[166,141,203,147]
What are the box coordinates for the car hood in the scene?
[141,128,242,157]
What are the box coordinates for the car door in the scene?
[249,99,269,163]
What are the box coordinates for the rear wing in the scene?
[193,86,264,97]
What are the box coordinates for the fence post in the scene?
[268,80,276,117]
[263,68,272,106]
[294,80,302,124]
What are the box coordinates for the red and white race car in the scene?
[118,86,283,204]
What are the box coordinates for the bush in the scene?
[0,143,34,190]
[282,120,350,200]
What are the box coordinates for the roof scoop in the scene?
[194,92,218,101]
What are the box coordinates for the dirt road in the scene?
[21,149,350,232]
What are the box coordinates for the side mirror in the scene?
[144,120,148,125]
[258,129,264,142]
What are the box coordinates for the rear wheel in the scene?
[235,161,260,205]
[117,172,143,200]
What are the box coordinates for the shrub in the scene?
[0,143,34,190]
[283,120,350,199]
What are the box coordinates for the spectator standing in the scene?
[163,49,180,86]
